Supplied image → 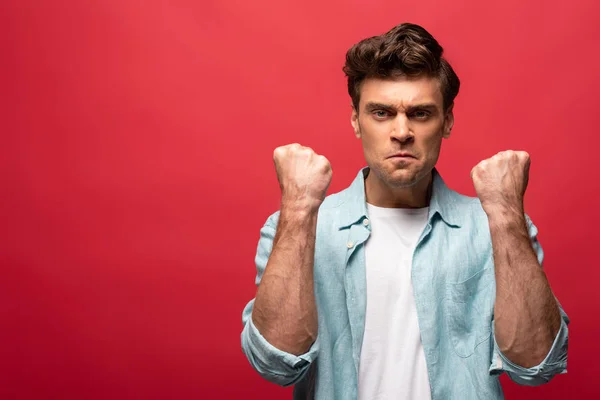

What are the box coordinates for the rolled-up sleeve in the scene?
[489,307,569,385]
[240,212,319,386]
[489,214,570,385]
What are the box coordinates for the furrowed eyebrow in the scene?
[364,102,396,112]
[364,102,439,113]
[405,104,438,113]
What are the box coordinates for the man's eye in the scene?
[413,111,430,119]
[373,110,389,118]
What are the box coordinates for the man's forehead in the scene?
[359,76,443,108]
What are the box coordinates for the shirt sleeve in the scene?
[489,214,569,386]
[240,212,319,387]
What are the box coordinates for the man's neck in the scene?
[364,170,433,209]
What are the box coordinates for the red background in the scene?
[1,0,599,398]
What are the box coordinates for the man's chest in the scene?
[312,216,498,369]
[313,218,494,290]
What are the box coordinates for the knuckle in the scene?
[287,143,301,153]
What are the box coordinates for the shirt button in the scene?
[363,218,370,226]
[347,241,354,249]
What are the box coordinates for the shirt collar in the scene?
[337,167,463,229]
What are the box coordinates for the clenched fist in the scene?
[471,150,530,216]
[273,143,332,211]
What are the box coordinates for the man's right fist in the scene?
[273,143,332,211]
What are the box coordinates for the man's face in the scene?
[351,75,454,189]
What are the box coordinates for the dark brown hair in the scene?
[343,23,460,112]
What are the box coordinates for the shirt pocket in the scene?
[444,266,495,358]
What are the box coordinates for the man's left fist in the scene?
[471,150,530,216]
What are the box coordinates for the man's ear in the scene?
[443,104,455,139]
[351,106,361,138]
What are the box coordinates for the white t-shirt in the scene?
[358,203,432,400]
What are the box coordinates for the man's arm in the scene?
[488,210,561,367]
[252,144,331,354]
[241,212,318,387]
[252,206,319,355]
[471,150,567,374]
[241,144,331,385]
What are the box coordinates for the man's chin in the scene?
[377,169,415,188]
[385,167,428,189]
[386,177,418,189]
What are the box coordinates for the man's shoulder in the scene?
[445,189,489,222]
[448,190,484,211]
[427,178,493,232]
[320,186,352,211]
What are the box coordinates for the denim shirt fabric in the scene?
[241,168,569,400]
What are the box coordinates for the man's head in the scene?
[343,23,460,192]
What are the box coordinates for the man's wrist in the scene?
[486,205,527,232]
[280,199,320,220]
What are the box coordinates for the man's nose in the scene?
[391,114,413,143]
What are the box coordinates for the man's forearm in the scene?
[252,206,319,356]
[489,209,561,368]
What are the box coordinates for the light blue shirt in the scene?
[241,168,569,399]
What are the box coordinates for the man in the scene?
[241,23,569,399]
